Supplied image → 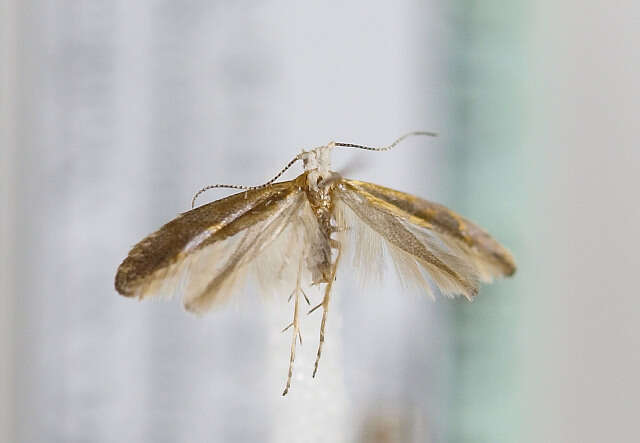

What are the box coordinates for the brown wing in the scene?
[335,179,515,299]
[115,179,306,312]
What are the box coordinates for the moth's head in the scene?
[301,142,334,174]
[190,132,435,208]
[300,142,336,191]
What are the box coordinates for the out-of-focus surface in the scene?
[1,0,17,439]
[446,2,525,441]
[1,1,639,442]
[521,1,640,441]
[2,1,449,442]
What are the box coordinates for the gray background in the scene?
[2,1,639,442]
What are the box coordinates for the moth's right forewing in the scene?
[336,181,481,299]
[341,180,516,283]
[336,179,517,299]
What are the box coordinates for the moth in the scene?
[115,132,516,395]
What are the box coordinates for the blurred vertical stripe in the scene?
[0,0,17,440]
[447,1,526,442]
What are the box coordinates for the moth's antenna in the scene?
[191,154,302,208]
[334,131,437,152]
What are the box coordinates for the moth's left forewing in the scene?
[335,179,516,299]
[182,189,307,313]
[115,179,308,313]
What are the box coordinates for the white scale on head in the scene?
[190,132,436,209]
[300,142,335,191]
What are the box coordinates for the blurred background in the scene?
[1,1,638,442]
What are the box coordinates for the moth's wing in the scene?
[335,179,516,299]
[115,180,307,313]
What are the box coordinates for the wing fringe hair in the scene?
[335,179,515,300]
[115,176,516,312]
[115,181,312,312]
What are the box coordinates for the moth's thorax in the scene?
[302,169,336,237]
[298,145,338,285]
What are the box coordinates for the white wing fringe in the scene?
[335,196,483,300]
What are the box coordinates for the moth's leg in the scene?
[288,287,310,305]
[312,240,342,378]
[282,259,304,396]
